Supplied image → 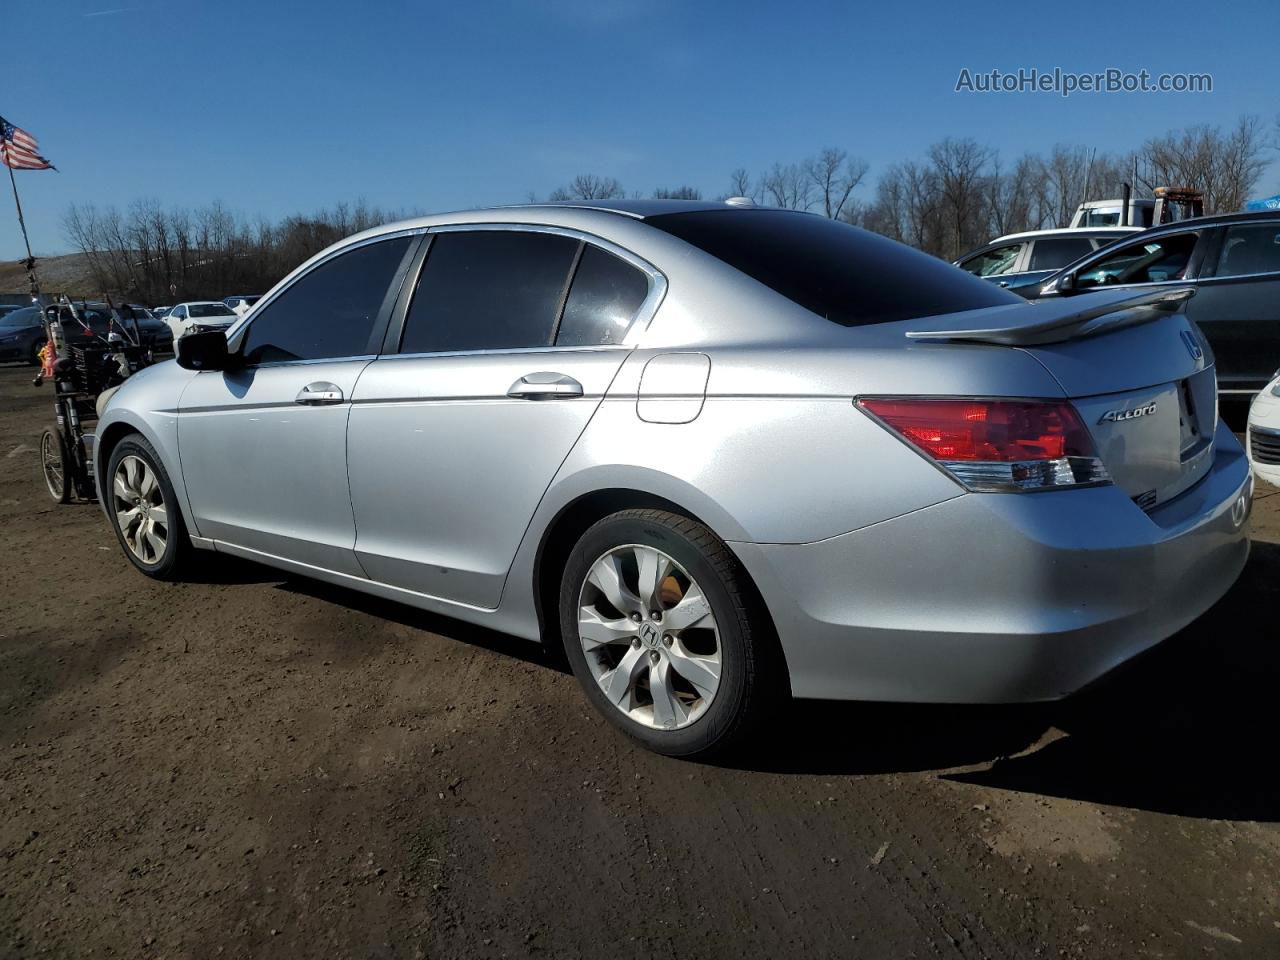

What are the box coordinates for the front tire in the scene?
[40,428,71,503]
[559,509,783,758]
[105,434,193,580]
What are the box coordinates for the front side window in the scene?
[1076,232,1199,288]
[1215,223,1280,278]
[400,231,578,354]
[241,235,412,364]
[1028,237,1094,272]
[649,210,1019,326]
[555,245,650,346]
[189,303,236,319]
[959,244,1021,277]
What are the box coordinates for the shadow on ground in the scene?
[222,537,1279,821]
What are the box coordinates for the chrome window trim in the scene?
[415,221,669,349]
[225,227,428,346]
[375,343,631,363]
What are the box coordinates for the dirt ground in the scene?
[2,363,1278,959]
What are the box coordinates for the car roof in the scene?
[1137,209,1280,232]
[990,227,1142,243]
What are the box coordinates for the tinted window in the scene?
[400,231,578,354]
[648,210,1019,327]
[555,245,649,346]
[1077,232,1199,288]
[960,243,1021,277]
[1215,223,1280,277]
[189,303,236,318]
[241,236,412,364]
[1028,237,1094,271]
[1,306,39,326]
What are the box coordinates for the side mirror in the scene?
[1054,272,1078,295]
[176,329,232,371]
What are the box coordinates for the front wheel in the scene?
[105,434,193,580]
[559,509,784,758]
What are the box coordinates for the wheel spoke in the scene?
[649,660,689,729]
[116,506,142,535]
[124,457,140,491]
[142,520,165,560]
[667,647,721,699]
[579,608,636,650]
[587,553,641,615]
[633,546,671,610]
[601,645,646,708]
[113,474,134,502]
[665,583,713,632]
[148,502,168,526]
[139,465,157,498]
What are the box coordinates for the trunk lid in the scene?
[907,289,1216,509]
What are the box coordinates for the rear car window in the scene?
[1215,223,1280,277]
[1028,237,1095,271]
[555,245,649,346]
[647,210,1019,327]
[401,231,579,354]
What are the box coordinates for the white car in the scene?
[1247,375,1280,487]
[166,301,239,340]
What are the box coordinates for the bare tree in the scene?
[1141,116,1267,213]
[724,167,756,201]
[804,147,868,220]
[760,162,812,210]
[652,186,702,200]
[928,138,992,259]
[548,174,626,201]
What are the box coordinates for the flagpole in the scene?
[6,160,39,292]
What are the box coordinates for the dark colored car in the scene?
[1033,211,1280,395]
[0,306,48,363]
[955,228,1140,298]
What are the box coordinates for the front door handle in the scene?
[507,372,584,400]
[295,381,344,405]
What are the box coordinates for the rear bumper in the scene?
[734,420,1252,703]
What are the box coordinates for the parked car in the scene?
[0,305,50,363]
[120,304,175,353]
[1031,211,1280,395]
[94,200,1251,758]
[1246,373,1280,487]
[165,301,239,340]
[223,295,262,316]
[0,303,23,320]
[152,306,173,321]
[955,228,1139,297]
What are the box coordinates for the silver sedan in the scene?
[94,199,1252,757]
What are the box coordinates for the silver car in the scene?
[94,200,1252,757]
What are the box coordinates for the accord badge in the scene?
[1100,402,1157,424]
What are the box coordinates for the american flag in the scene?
[0,116,56,171]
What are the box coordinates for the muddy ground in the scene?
[1,363,1278,959]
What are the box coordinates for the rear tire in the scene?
[105,434,193,580]
[559,508,785,758]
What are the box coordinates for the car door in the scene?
[1183,220,1280,394]
[347,226,660,609]
[177,232,418,574]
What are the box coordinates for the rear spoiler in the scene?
[905,287,1195,346]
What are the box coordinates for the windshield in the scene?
[0,306,40,326]
[189,303,236,318]
[647,209,1019,326]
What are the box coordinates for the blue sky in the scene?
[4,0,1278,257]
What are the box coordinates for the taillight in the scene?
[858,398,1111,492]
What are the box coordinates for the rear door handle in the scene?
[295,381,344,405]
[507,372,584,400]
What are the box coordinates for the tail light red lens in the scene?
[858,398,1111,492]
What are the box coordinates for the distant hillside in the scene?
[0,253,99,297]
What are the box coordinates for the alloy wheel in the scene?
[577,544,721,730]
[112,455,168,563]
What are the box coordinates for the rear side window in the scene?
[960,243,1021,277]
[1028,237,1094,271]
[555,245,649,346]
[1215,223,1280,277]
[648,210,1019,327]
[400,231,579,354]
[241,236,412,364]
